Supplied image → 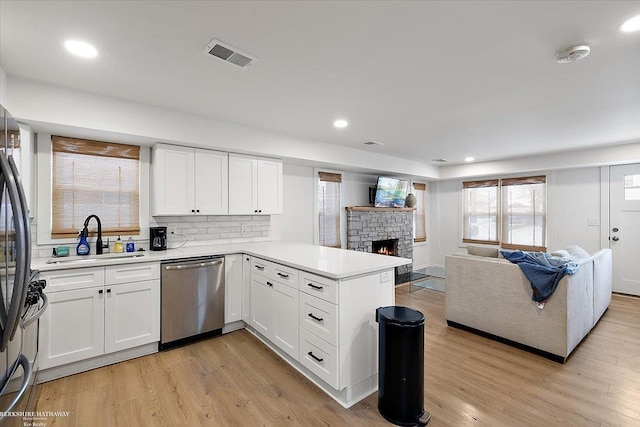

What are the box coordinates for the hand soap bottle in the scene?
[76,228,90,256]
[126,237,135,253]
[114,236,124,253]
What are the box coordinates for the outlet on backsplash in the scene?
[168,226,178,236]
[242,223,250,234]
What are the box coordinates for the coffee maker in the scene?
[150,226,167,251]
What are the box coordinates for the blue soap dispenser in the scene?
[76,227,90,256]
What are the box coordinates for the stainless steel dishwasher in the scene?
[160,256,225,349]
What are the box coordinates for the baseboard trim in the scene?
[446,320,566,364]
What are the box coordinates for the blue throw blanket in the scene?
[501,250,579,303]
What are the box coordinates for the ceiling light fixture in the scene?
[621,15,640,33]
[333,119,349,129]
[464,157,475,162]
[64,40,98,58]
[556,44,590,63]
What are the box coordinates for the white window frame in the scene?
[313,168,345,248]
[459,174,548,251]
[36,133,150,246]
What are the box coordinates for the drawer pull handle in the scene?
[267,281,274,287]
[277,272,289,279]
[308,313,324,322]
[307,283,323,290]
[255,265,265,271]
[308,351,323,363]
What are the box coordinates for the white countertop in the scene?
[32,241,411,280]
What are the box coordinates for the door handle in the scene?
[612,236,620,241]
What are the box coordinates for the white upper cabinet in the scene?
[229,153,282,215]
[151,143,228,216]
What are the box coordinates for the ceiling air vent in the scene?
[431,158,449,163]
[363,141,384,146]
[203,39,257,69]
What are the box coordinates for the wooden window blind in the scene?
[318,172,342,248]
[51,136,141,238]
[413,182,426,242]
[501,175,546,251]
[462,179,499,245]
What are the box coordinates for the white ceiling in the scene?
[1,1,639,166]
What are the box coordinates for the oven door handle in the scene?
[22,293,49,328]
[0,354,32,417]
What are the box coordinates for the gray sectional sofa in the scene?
[445,249,612,363]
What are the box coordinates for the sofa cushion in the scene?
[566,245,590,260]
[467,245,499,258]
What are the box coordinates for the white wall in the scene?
[428,166,606,267]
[270,164,315,244]
[5,76,439,179]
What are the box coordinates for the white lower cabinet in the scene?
[242,255,251,323]
[250,258,299,360]
[224,254,243,324]
[40,287,105,368]
[40,262,160,370]
[104,280,160,354]
[272,281,299,359]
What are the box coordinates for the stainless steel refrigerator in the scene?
[0,105,47,424]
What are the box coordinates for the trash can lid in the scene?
[377,306,424,326]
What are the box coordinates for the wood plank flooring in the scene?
[34,288,640,426]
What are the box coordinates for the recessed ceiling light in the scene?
[64,40,98,58]
[465,157,475,162]
[621,15,640,33]
[333,119,348,128]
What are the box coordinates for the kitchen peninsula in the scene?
[32,241,411,408]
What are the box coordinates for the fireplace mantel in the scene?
[345,206,415,212]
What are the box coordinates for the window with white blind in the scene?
[318,172,342,248]
[413,182,426,242]
[462,176,546,251]
[51,136,141,238]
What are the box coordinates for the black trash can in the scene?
[376,306,426,426]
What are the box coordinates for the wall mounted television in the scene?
[374,176,409,208]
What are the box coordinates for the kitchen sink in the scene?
[46,252,145,264]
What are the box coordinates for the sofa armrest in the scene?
[592,248,612,324]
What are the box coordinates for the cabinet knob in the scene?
[99,289,103,294]
[196,209,200,213]
[258,210,262,213]
[267,281,274,287]
[191,209,195,213]
[254,210,258,213]
[107,289,112,293]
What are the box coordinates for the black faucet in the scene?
[83,215,104,255]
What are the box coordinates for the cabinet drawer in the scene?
[273,264,298,289]
[299,328,338,389]
[250,257,274,278]
[41,267,105,292]
[298,272,337,304]
[299,292,337,346]
[106,262,160,284]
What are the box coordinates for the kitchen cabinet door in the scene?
[151,144,195,215]
[195,149,228,215]
[39,287,105,369]
[104,279,160,354]
[256,158,283,214]
[228,153,258,214]
[242,255,251,324]
[250,274,272,337]
[272,281,299,360]
[224,254,243,324]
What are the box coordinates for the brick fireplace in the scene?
[346,207,413,277]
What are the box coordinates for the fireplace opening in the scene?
[372,238,399,257]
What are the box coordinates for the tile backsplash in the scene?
[32,215,271,259]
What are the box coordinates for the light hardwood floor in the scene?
[35,288,640,426]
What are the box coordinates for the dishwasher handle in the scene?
[164,259,223,271]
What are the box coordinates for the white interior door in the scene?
[610,164,640,296]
